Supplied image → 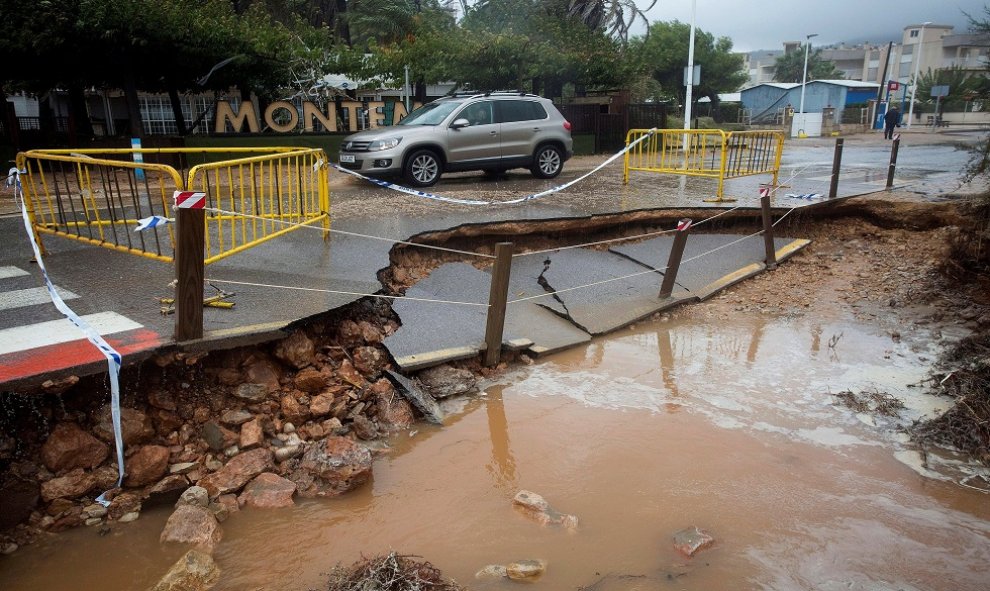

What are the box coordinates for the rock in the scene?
[178,486,211,508]
[357,320,384,344]
[294,367,327,393]
[0,473,40,529]
[108,491,142,520]
[672,526,715,557]
[119,511,140,523]
[296,436,372,496]
[151,550,220,591]
[239,419,264,450]
[197,448,273,498]
[152,409,183,435]
[242,354,281,391]
[92,465,120,490]
[40,468,97,502]
[216,494,239,516]
[170,462,199,475]
[309,393,334,418]
[202,422,238,452]
[370,380,414,432]
[513,490,550,513]
[83,503,107,518]
[417,365,477,399]
[351,415,378,440]
[124,445,170,487]
[336,319,364,347]
[148,390,178,411]
[274,445,303,463]
[145,475,190,508]
[475,565,508,579]
[233,383,269,402]
[160,505,222,552]
[93,406,155,446]
[280,394,311,425]
[283,422,296,434]
[384,371,443,424]
[337,359,369,388]
[48,498,76,516]
[219,410,253,426]
[85,517,103,526]
[352,346,386,377]
[274,331,316,369]
[512,490,578,529]
[506,560,547,580]
[1,543,18,555]
[238,473,296,509]
[41,423,109,473]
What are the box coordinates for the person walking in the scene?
[883,105,901,140]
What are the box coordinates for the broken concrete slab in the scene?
[384,262,590,369]
[508,250,694,336]
[384,370,443,425]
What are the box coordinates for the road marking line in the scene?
[0,286,79,311]
[0,266,30,280]
[0,312,143,356]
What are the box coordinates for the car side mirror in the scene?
[451,118,470,129]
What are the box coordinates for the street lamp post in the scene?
[907,21,931,129]
[798,33,818,114]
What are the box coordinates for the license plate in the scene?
[339,154,355,163]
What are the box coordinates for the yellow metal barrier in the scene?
[622,129,785,202]
[15,147,330,265]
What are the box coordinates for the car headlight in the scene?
[368,137,401,151]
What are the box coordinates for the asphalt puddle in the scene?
[2,314,989,590]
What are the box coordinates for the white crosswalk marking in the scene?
[0,286,79,311]
[0,266,30,280]
[0,312,143,356]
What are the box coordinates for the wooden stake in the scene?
[483,242,514,367]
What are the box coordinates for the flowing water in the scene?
[2,314,989,591]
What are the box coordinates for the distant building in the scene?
[741,80,879,124]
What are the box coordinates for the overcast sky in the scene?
[640,0,987,52]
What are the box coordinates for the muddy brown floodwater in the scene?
[2,313,990,590]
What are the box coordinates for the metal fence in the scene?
[15,147,330,265]
[622,129,785,202]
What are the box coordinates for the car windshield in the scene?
[398,101,462,126]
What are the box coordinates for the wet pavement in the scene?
[0,130,979,386]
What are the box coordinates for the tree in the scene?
[565,0,657,43]
[914,65,990,113]
[628,21,748,120]
[772,47,843,83]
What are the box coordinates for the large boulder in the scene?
[160,505,222,552]
[372,380,414,432]
[40,468,97,502]
[124,445,170,487]
[274,331,316,369]
[238,473,296,509]
[93,406,155,446]
[41,423,109,473]
[150,549,220,591]
[296,436,372,497]
[197,448,273,498]
[417,365,477,399]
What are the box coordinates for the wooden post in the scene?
[828,137,844,199]
[174,207,205,341]
[886,136,900,188]
[659,219,692,298]
[761,194,777,269]
[483,242,514,367]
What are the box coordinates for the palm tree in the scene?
[566,0,656,42]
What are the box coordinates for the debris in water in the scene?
[325,552,465,591]
[512,489,579,529]
[672,526,715,557]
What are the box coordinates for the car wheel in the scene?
[531,144,563,179]
[404,150,441,187]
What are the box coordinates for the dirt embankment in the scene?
[1,193,988,556]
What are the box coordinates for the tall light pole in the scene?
[684,0,697,131]
[907,21,931,129]
[798,33,818,114]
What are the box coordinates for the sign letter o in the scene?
[265,101,299,133]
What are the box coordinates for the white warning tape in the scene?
[12,171,125,505]
[332,128,657,206]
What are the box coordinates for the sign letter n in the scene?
[215,101,260,133]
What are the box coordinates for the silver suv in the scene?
[338,92,573,187]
